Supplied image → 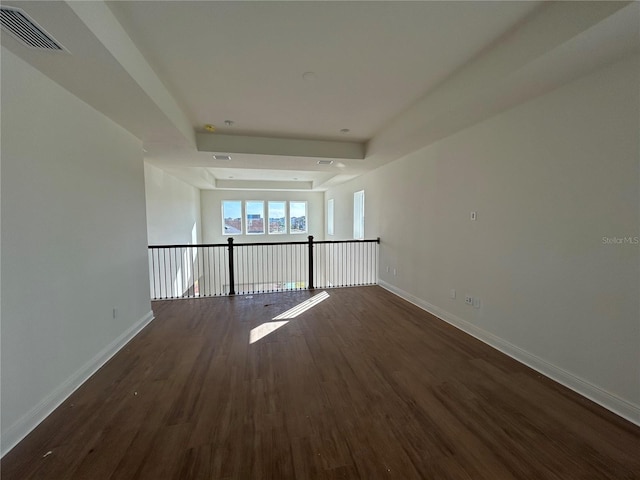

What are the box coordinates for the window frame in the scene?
[327,198,334,236]
[267,200,288,235]
[222,200,243,236]
[289,201,308,234]
[353,190,365,240]
[245,200,266,235]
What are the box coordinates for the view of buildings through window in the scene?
[290,201,307,234]
[222,200,307,235]
[268,201,286,234]
[246,201,265,234]
[222,200,242,234]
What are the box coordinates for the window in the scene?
[246,201,265,234]
[222,200,242,235]
[222,200,310,235]
[327,198,334,236]
[353,190,364,239]
[268,201,287,234]
[290,201,307,234]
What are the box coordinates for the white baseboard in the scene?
[1,310,155,457]
[378,281,640,427]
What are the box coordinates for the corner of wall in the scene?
[1,311,154,457]
[378,281,640,427]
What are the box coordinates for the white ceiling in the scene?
[2,1,638,191]
[107,1,540,141]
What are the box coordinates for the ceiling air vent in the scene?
[317,160,334,166]
[0,6,64,51]
[213,155,232,161]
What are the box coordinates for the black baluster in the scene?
[308,235,314,290]
[228,237,235,295]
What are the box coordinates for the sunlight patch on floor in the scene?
[249,291,330,344]
[272,291,330,320]
[249,321,290,344]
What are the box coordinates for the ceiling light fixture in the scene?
[204,124,216,132]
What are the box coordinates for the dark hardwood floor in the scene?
[2,286,639,479]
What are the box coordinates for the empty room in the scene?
[1,1,639,479]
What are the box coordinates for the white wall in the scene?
[1,48,153,454]
[144,162,202,245]
[201,189,324,243]
[326,55,640,423]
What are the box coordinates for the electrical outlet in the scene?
[465,295,473,305]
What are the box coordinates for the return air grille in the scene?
[0,6,64,50]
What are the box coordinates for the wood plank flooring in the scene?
[2,286,639,479]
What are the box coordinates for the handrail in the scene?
[312,238,380,244]
[148,237,380,249]
[147,236,380,299]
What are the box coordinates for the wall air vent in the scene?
[0,6,64,51]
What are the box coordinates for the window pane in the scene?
[246,201,265,234]
[327,198,334,236]
[222,200,242,235]
[268,201,287,234]
[290,201,307,234]
[353,190,364,239]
